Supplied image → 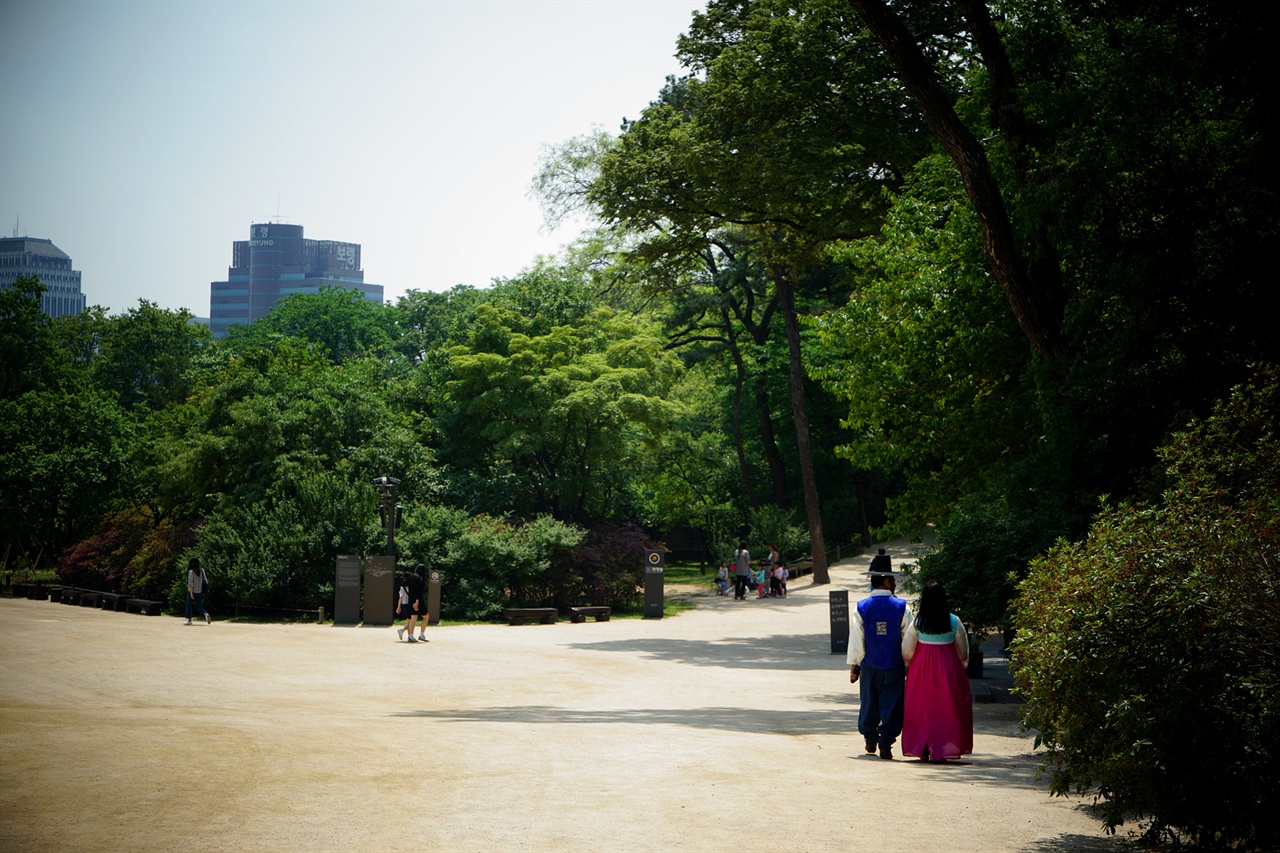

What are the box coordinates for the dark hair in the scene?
[188,557,201,573]
[870,573,892,590]
[915,580,953,634]
[415,563,426,577]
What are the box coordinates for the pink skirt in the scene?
[902,642,973,760]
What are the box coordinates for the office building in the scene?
[209,222,382,338]
[0,236,86,318]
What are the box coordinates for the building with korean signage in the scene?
[209,222,382,338]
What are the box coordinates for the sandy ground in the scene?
[0,543,1127,853]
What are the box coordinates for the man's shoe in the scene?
[879,745,893,760]
[865,742,877,754]
[397,627,405,641]
[205,613,211,625]
[407,636,418,643]
[183,619,193,625]
[417,636,427,642]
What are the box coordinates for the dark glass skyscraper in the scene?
[0,236,86,318]
[209,222,382,338]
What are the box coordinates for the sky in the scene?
[0,0,706,316]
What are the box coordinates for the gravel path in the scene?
[0,543,1125,852]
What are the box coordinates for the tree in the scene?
[439,305,683,522]
[570,0,937,580]
[92,300,211,411]
[846,0,1067,360]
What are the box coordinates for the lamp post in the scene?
[373,476,402,557]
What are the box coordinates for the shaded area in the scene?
[566,633,850,672]
[392,704,841,736]
[1015,832,1130,852]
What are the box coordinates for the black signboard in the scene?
[829,590,850,655]
[643,549,665,619]
[334,555,362,625]
[363,555,396,626]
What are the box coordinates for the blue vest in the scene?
[857,595,906,670]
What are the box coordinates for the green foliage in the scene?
[0,386,132,557]
[814,154,1030,527]
[1011,368,1280,848]
[439,305,683,521]
[748,505,807,562]
[1,276,67,398]
[224,287,397,364]
[187,468,379,609]
[397,506,586,621]
[91,299,210,411]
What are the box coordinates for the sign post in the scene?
[334,555,362,625]
[643,549,665,619]
[829,590,850,655]
[427,569,442,626]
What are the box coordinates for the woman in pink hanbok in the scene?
[901,580,973,762]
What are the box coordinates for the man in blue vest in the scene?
[847,572,909,759]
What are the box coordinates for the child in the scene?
[772,562,787,597]
[715,561,729,596]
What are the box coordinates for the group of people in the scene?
[847,551,973,762]
[396,563,429,643]
[717,542,787,599]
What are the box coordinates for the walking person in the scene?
[184,557,210,625]
[847,571,909,758]
[409,563,428,642]
[901,580,974,762]
[395,574,412,641]
[732,542,751,600]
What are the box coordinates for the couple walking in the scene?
[846,571,972,761]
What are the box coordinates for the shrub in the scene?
[1010,367,1280,849]
[549,522,646,608]
[59,510,196,600]
[399,507,586,621]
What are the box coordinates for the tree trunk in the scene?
[754,381,789,506]
[772,268,830,584]
[848,0,1067,361]
[725,321,759,508]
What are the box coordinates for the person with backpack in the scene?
[184,557,211,625]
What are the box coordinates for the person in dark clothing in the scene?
[404,564,427,643]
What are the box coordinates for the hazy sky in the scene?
[0,0,705,316]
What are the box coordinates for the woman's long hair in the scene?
[915,580,953,634]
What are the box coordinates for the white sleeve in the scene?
[954,616,969,666]
[902,621,919,663]
[846,608,865,666]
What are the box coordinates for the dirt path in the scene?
[0,542,1124,852]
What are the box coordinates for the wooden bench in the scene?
[568,606,611,623]
[787,560,814,579]
[99,593,130,611]
[126,598,165,616]
[503,607,557,626]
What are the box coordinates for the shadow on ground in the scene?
[566,633,852,671]
[1015,832,1130,852]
